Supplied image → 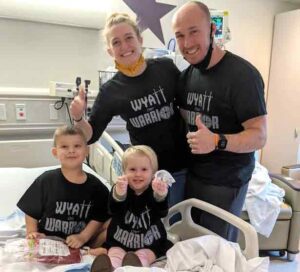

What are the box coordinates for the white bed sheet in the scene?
[0,249,94,272]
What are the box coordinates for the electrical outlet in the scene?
[15,104,26,120]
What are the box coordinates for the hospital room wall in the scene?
[0,0,299,94]
[0,0,299,145]
[0,18,123,142]
[0,18,105,92]
[261,9,300,173]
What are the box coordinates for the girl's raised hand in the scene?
[152,178,168,198]
[115,175,128,196]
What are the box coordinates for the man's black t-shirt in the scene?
[177,51,267,187]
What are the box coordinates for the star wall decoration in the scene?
[123,0,176,44]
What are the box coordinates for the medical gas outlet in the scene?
[15,104,26,120]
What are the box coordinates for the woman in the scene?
[70,13,187,207]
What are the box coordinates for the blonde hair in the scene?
[53,125,87,147]
[122,145,158,173]
[103,13,142,44]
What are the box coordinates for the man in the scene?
[172,1,267,241]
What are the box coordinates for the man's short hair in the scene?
[189,1,211,23]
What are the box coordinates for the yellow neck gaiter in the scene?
[115,55,146,77]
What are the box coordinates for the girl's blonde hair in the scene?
[122,145,158,173]
[103,12,142,44]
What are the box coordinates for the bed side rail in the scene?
[89,131,124,185]
[163,198,259,260]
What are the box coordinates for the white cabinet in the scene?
[261,9,300,172]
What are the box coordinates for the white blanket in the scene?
[165,235,269,272]
[107,236,269,272]
[109,236,269,272]
[115,267,165,272]
[243,162,285,237]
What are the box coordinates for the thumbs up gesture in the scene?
[70,86,86,121]
[187,115,215,154]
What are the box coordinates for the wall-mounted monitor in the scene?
[210,10,230,46]
[211,16,224,39]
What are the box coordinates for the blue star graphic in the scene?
[123,0,176,44]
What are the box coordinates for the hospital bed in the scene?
[97,131,300,262]
[0,131,263,271]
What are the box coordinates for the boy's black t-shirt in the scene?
[17,168,110,238]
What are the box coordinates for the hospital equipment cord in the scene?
[65,101,73,126]
[54,97,65,110]
[53,97,74,125]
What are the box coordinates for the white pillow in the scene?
[0,164,111,218]
[0,165,60,218]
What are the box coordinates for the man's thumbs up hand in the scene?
[187,115,215,154]
[195,114,205,130]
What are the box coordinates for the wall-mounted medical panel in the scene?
[0,92,128,144]
[0,95,72,140]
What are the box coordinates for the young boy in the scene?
[91,145,172,272]
[17,125,110,249]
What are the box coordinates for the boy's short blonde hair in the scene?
[103,12,142,44]
[53,125,87,147]
[122,145,158,173]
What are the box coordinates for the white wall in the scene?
[261,9,300,172]
[0,18,104,91]
[0,0,299,94]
